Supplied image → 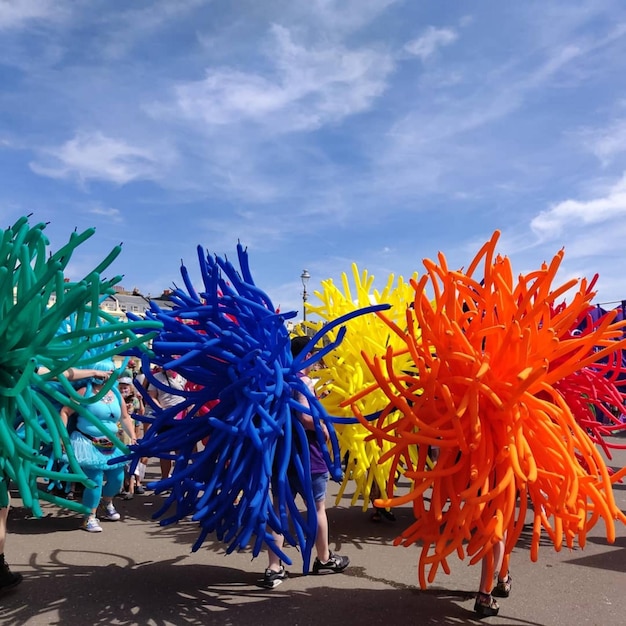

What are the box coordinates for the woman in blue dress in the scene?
[60,363,137,532]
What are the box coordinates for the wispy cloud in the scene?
[368,16,626,205]
[581,118,626,165]
[163,24,394,133]
[0,0,62,30]
[531,172,626,240]
[29,131,162,184]
[88,204,123,223]
[404,26,458,61]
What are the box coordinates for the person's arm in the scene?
[59,388,86,450]
[38,366,112,382]
[119,397,137,443]
[67,368,112,381]
[295,381,329,441]
[148,385,163,409]
[59,404,73,429]
[135,394,145,416]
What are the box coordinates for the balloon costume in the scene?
[125,243,385,572]
[0,216,158,517]
[304,265,419,510]
[340,231,626,588]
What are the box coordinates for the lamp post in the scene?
[301,269,310,322]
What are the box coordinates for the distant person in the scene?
[263,336,349,588]
[118,375,145,498]
[147,367,187,480]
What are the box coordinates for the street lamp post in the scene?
[301,269,310,322]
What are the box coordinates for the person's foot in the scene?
[474,592,499,617]
[103,503,121,521]
[312,552,350,574]
[261,566,288,589]
[123,492,134,500]
[0,560,23,592]
[492,574,512,598]
[134,485,145,495]
[379,508,396,522]
[82,516,103,533]
[371,507,396,523]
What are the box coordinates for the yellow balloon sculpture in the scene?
[304,264,419,510]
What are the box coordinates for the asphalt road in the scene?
[1,434,625,626]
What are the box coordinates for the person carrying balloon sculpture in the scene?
[263,336,350,588]
[1,363,121,591]
[60,361,137,532]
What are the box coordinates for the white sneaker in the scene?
[103,504,121,521]
[83,516,103,532]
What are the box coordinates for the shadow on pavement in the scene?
[0,552,546,626]
[566,535,626,574]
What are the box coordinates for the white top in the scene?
[148,370,187,410]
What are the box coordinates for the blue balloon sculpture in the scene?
[125,243,387,572]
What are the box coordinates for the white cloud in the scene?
[88,204,123,223]
[0,0,62,29]
[167,24,394,132]
[404,26,458,61]
[583,118,626,164]
[531,172,626,240]
[29,131,161,184]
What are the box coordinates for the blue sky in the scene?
[2,0,626,319]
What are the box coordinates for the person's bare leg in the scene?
[479,552,493,594]
[496,536,509,580]
[267,529,285,572]
[314,499,330,563]
[262,497,289,587]
[267,496,286,573]
[0,506,8,555]
[160,458,172,480]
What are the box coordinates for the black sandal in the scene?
[474,592,499,617]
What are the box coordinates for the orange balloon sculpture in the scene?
[348,231,626,588]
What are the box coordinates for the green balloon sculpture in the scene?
[0,215,160,516]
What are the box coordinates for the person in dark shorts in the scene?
[263,336,350,588]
